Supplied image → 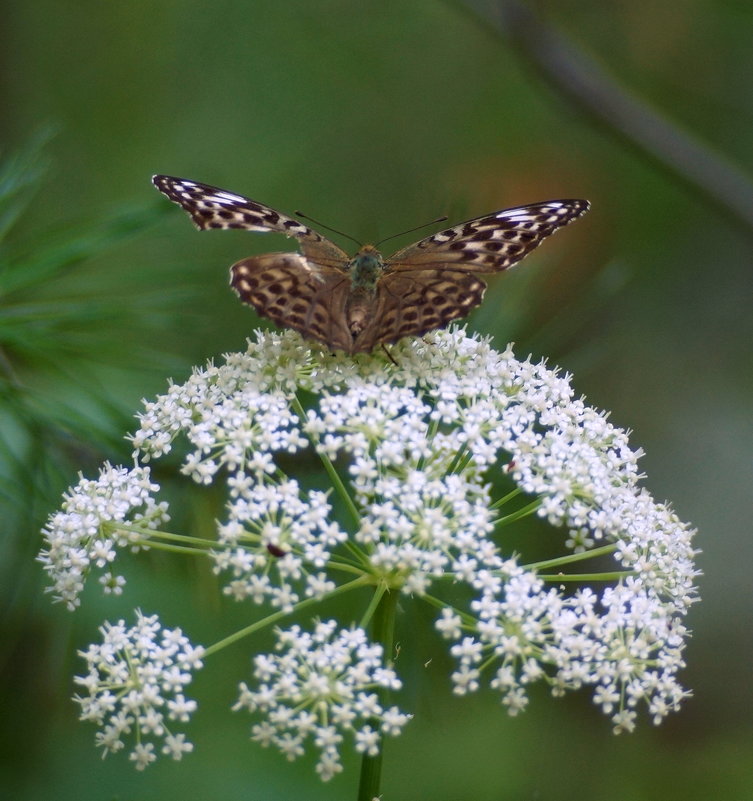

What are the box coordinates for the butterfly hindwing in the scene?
[230,253,354,352]
[353,269,486,352]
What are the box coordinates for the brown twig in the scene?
[456,0,753,237]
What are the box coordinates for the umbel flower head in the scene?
[39,326,699,776]
[74,611,204,770]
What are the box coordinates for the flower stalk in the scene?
[358,585,399,801]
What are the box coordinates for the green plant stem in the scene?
[490,486,523,509]
[357,584,398,801]
[538,571,631,582]
[527,543,617,570]
[291,395,361,524]
[202,575,370,657]
[492,497,542,527]
[110,522,215,548]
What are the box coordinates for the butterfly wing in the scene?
[385,199,589,273]
[352,268,485,353]
[154,180,589,353]
[152,175,350,268]
[352,199,589,349]
[230,252,355,351]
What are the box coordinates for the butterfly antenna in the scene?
[373,215,449,248]
[295,210,362,247]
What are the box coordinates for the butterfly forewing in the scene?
[152,175,349,268]
[153,176,589,354]
[351,199,590,349]
[386,199,590,273]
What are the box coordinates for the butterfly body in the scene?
[348,245,383,292]
[153,175,589,354]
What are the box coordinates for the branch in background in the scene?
[457,0,753,238]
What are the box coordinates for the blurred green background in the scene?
[2,1,752,799]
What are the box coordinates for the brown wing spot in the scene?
[380,310,398,330]
[435,282,457,297]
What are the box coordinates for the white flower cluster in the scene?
[232,620,410,781]
[213,477,346,611]
[40,326,699,773]
[437,561,690,730]
[38,464,168,609]
[74,611,204,769]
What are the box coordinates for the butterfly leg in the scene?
[381,344,399,366]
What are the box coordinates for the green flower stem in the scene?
[492,497,542,527]
[202,575,371,658]
[291,396,360,523]
[139,541,207,557]
[326,559,374,577]
[318,448,361,525]
[291,395,367,567]
[421,591,477,627]
[110,522,216,549]
[538,571,632,582]
[490,486,523,509]
[357,584,398,801]
[446,441,469,474]
[416,417,439,472]
[358,581,388,630]
[527,543,618,571]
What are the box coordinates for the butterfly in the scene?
[153,175,589,354]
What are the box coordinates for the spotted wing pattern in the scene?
[386,199,590,273]
[153,176,589,354]
[352,199,590,350]
[230,252,355,352]
[352,268,486,353]
[152,175,349,268]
